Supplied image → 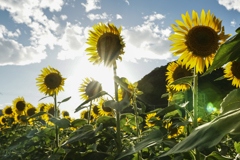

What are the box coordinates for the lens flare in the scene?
[206,102,216,113]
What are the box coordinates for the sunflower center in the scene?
[84,111,89,119]
[186,26,219,57]
[172,65,192,81]
[93,105,99,115]
[63,112,69,117]
[48,107,55,117]
[169,126,178,136]
[40,105,45,112]
[97,33,122,65]
[231,61,240,79]
[102,104,112,112]
[16,101,25,111]
[85,81,102,97]
[27,108,37,117]
[44,73,62,89]
[5,108,13,115]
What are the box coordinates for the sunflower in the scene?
[46,103,60,118]
[13,96,26,115]
[166,85,178,102]
[79,77,102,101]
[26,103,38,117]
[62,111,70,118]
[0,116,7,125]
[36,66,66,95]
[80,110,94,123]
[14,114,26,125]
[165,121,184,139]
[169,9,231,74]
[37,103,47,112]
[91,104,100,119]
[145,113,160,128]
[223,61,240,88]
[3,105,14,118]
[118,78,134,101]
[166,61,193,91]
[98,98,114,116]
[85,22,125,67]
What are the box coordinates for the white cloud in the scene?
[39,0,64,12]
[0,38,46,66]
[57,22,88,60]
[116,14,122,19]
[143,12,165,22]
[231,19,237,27]
[60,15,68,20]
[87,12,113,21]
[218,0,240,12]
[81,0,101,12]
[0,25,21,38]
[121,21,172,62]
[124,0,130,5]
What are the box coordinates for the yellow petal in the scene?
[192,10,199,26]
[201,9,205,26]
[175,20,189,31]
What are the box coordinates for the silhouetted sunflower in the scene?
[36,66,66,95]
[86,22,125,67]
[79,77,102,101]
[169,9,231,74]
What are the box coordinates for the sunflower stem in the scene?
[193,67,200,160]
[54,92,59,148]
[113,62,122,154]
[88,101,92,124]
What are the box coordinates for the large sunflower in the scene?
[85,22,125,67]
[145,113,160,128]
[3,106,14,118]
[166,61,192,91]
[79,77,102,101]
[36,66,66,95]
[169,9,231,74]
[223,61,240,88]
[13,97,26,115]
[98,98,114,116]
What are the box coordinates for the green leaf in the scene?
[161,93,169,98]
[58,96,71,103]
[104,95,131,112]
[75,91,109,113]
[214,76,225,81]
[156,104,183,117]
[62,123,103,146]
[49,117,70,129]
[81,150,111,159]
[137,100,146,114]
[114,76,131,93]
[234,142,240,154]
[39,95,52,101]
[8,136,29,151]
[220,88,240,115]
[202,30,240,77]
[26,128,38,138]
[158,107,240,158]
[169,75,196,89]
[205,151,232,160]
[71,119,87,128]
[96,116,116,128]
[116,129,164,160]
[29,111,46,119]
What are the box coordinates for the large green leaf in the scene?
[75,91,109,113]
[205,151,232,160]
[104,95,131,112]
[96,116,116,128]
[115,129,164,160]
[157,89,240,158]
[169,75,196,89]
[220,88,240,115]
[156,103,187,117]
[62,124,103,146]
[49,117,70,129]
[71,119,87,127]
[81,150,111,160]
[29,111,46,119]
[202,27,240,76]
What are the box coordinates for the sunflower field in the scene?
[1,9,240,160]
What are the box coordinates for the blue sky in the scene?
[0,0,239,118]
